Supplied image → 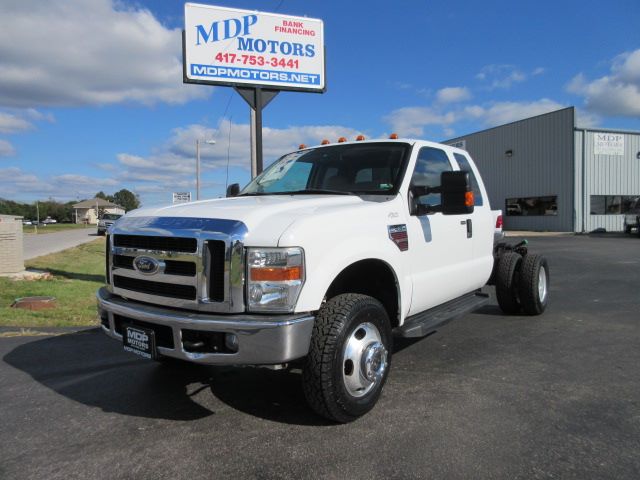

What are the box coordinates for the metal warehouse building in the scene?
[445,107,640,232]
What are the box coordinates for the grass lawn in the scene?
[0,239,105,327]
[23,223,94,235]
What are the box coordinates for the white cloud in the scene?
[0,113,33,133]
[468,99,565,126]
[532,67,546,76]
[575,109,600,128]
[476,64,526,89]
[567,49,640,117]
[110,120,363,202]
[24,109,56,123]
[0,166,123,201]
[384,99,566,137]
[384,107,456,137]
[435,87,472,104]
[0,0,209,108]
[0,140,16,157]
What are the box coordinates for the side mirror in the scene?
[441,171,474,215]
[226,183,240,198]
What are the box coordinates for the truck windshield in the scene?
[239,142,410,196]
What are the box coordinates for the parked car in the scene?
[42,217,57,224]
[623,197,640,235]
[22,219,32,225]
[97,213,123,235]
[506,203,522,215]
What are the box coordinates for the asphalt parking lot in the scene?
[1,234,639,479]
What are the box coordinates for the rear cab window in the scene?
[453,152,484,207]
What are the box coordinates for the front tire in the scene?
[302,293,392,423]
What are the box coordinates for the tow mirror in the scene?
[226,183,240,197]
[441,171,474,215]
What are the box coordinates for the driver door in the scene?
[406,146,475,315]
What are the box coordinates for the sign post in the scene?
[183,3,325,178]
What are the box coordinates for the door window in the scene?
[411,147,453,206]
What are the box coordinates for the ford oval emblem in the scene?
[133,256,160,275]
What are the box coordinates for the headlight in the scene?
[246,247,305,312]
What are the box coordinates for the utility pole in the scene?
[35,201,39,234]
[196,139,200,200]
[196,139,216,200]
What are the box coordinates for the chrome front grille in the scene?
[106,217,248,313]
[113,234,197,252]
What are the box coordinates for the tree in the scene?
[0,198,74,222]
[95,191,114,202]
[112,189,140,212]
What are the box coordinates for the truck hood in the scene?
[126,195,390,245]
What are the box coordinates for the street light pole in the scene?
[196,139,200,201]
[196,139,216,201]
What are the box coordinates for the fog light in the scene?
[225,333,239,353]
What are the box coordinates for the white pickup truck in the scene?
[97,137,548,422]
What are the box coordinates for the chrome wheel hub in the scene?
[342,322,388,398]
[538,266,548,302]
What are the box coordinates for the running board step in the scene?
[396,291,490,338]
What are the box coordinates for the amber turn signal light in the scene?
[250,266,303,282]
[465,191,474,207]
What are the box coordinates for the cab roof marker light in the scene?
[298,144,307,149]
[337,137,347,143]
[356,135,365,141]
[321,139,330,145]
[389,133,399,139]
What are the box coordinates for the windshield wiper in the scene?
[237,192,268,196]
[238,189,355,196]
[283,189,355,196]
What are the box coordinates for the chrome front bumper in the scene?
[96,287,315,365]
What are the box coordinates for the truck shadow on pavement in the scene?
[2,328,335,426]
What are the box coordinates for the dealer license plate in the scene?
[123,324,156,360]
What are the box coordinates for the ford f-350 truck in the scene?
[97,137,549,422]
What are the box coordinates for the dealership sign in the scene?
[594,133,625,156]
[184,3,325,92]
[172,192,191,204]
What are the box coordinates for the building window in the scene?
[506,196,558,216]
[590,195,640,215]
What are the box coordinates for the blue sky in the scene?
[1,0,639,206]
